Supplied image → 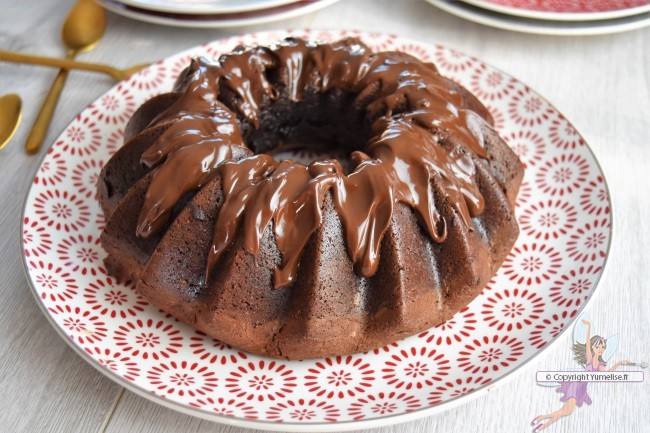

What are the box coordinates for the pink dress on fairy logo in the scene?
[555,360,604,407]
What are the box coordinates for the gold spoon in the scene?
[0,94,23,151]
[25,0,107,154]
[0,50,149,82]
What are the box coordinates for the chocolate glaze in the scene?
[135,37,495,288]
[136,57,252,237]
[206,155,395,287]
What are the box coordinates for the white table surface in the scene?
[1,1,648,432]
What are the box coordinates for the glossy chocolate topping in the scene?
[135,37,494,288]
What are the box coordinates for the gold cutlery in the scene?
[0,50,149,82]
[25,0,107,154]
[0,94,23,151]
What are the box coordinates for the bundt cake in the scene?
[98,37,524,360]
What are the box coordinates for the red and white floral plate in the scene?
[21,30,612,431]
[461,0,650,21]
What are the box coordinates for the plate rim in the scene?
[460,0,650,22]
[425,0,650,35]
[118,0,301,14]
[98,0,341,28]
[20,30,614,431]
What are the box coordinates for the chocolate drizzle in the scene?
[136,57,251,237]
[206,154,395,287]
[135,37,495,288]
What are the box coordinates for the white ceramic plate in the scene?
[426,0,650,35]
[98,0,340,28]
[119,0,300,14]
[22,30,612,431]
[461,0,650,22]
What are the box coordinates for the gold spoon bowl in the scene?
[25,0,107,154]
[0,94,23,151]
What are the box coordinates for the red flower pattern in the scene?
[34,149,67,186]
[501,243,562,285]
[348,392,421,420]
[486,104,506,131]
[470,64,515,101]
[127,61,168,92]
[189,330,247,364]
[225,360,297,401]
[33,189,91,232]
[147,360,217,397]
[203,42,225,60]
[49,304,107,345]
[30,260,78,302]
[580,175,610,216]
[106,129,124,156]
[434,46,475,72]
[267,399,340,422]
[71,159,102,199]
[515,180,533,208]
[566,217,610,262]
[549,113,585,150]
[481,287,545,331]
[359,31,396,52]
[95,211,106,234]
[56,234,104,276]
[170,54,195,78]
[419,307,477,345]
[55,114,102,156]
[369,342,399,355]
[505,129,546,167]
[84,277,148,318]
[304,356,374,399]
[535,153,590,196]
[508,86,553,126]
[550,265,602,308]
[85,346,140,381]
[382,347,450,389]
[428,376,492,405]
[190,397,258,419]
[530,311,573,349]
[395,43,430,60]
[519,199,577,240]
[23,217,52,258]
[89,83,135,124]
[114,319,183,360]
[458,335,525,374]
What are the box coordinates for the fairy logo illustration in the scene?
[531,314,645,431]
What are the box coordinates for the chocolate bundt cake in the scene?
[98,37,524,360]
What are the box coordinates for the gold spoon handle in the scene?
[25,51,76,154]
[0,50,123,81]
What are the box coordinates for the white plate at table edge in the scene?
[460,0,650,22]
[98,0,341,28]
[426,0,650,35]
[20,30,613,431]
[118,0,301,14]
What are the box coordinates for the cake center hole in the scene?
[243,89,370,171]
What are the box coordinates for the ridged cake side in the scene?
[99,38,524,359]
